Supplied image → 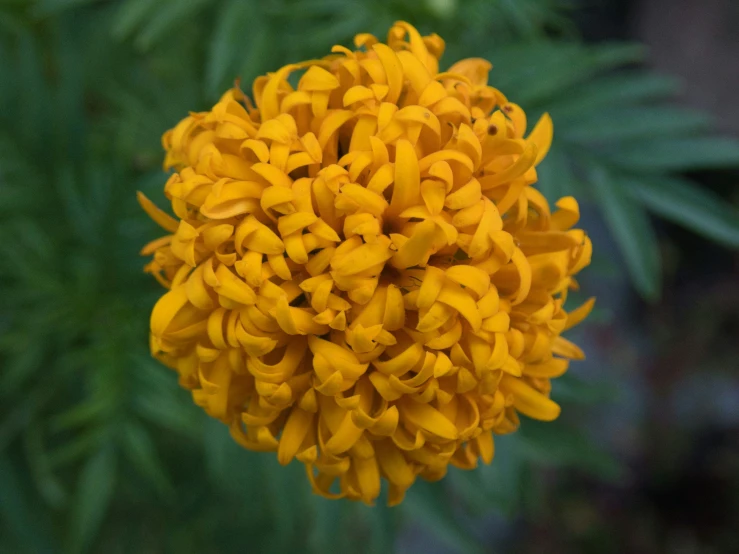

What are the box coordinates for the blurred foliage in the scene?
[1,0,739,552]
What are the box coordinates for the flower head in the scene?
[140,21,594,506]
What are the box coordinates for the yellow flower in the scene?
[139,21,594,506]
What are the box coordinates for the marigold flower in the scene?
[139,21,594,506]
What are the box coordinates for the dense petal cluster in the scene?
[140,22,594,505]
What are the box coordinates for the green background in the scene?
[1,0,739,552]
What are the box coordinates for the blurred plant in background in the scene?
[1,0,738,553]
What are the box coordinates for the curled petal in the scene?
[142,20,593,507]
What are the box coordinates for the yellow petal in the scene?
[278,212,318,236]
[445,265,489,297]
[372,343,424,376]
[353,455,381,504]
[372,43,403,104]
[298,65,340,91]
[137,191,179,233]
[437,283,482,331]
[527,112,553,166]
[563,297,595,331]
[150,286,189,337]
[214,264,257,305]
[476,432,494,464]
[277,408,314,465]
[445,57,492,87]
[337,184,389,217]
[524,358,569,378]
[501,375,561,421]
[375,439,415,488]
[343,85,375,106]
[389,139,421,218]
[400,400,458,440]
[552,336,585,360]
[417,266,446,308]
[444,178,481,210]
[390,220,436,269]
[550,196,580,231]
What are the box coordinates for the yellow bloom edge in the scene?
[139,21,594,506]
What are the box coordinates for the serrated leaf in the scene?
[627,176,739,248]
[67,447,116,554]
[589,163,661,300]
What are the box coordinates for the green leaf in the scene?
[361,503,397,554]
[307,498,348,554]
[535,143,579,202]
[552,372,620,406]
[16,31,50,151]
[67,447,116,554]
[475,433,528,516]
[32,0,100,17]
[234,19,272,92]
[24,423,69,509]
[518,419,625,482]
[403,481,485,554]
[496,0,547,38]
[257,454,306,551]
[494,42,645,107]
[446,467,495,515]
[134,0,210,51]
[0,455,55,553]
[549,71,680,120]
[205,0,246,96]
[0,9,28,37]
[589,163,661,300]
[50,398,110,433]
[0,402,33,454]
[626,176,739,248]
[0,336,45,398]
[111,0,159,41]
[120,420,174,499]
[564,106,712,144]
[609,137,739,171]
[133,386,202,438]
